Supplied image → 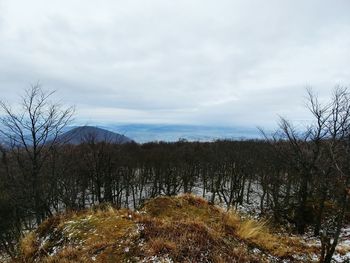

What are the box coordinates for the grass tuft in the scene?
[19,232,37,259]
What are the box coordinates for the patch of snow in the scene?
[140,254,174,263]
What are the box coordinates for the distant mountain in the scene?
[58,126,133,145]
[102,124,261,143]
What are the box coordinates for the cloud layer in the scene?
[0,0,349,128]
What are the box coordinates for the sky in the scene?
[0,0,349,130]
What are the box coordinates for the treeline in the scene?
[0,86,349,263]
[0,139,349,259]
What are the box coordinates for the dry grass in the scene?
[19,232,37,259]
[15,194,318,263]
[146,237,177,254]
[18,206,140,263]
[141,194,317,261]
[236,218,268,240]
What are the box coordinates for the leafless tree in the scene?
[275,86,350,262]
[320,87,350,263]
[0,84,74,224]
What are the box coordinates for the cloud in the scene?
[0,0,349,128]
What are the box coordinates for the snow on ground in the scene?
[332,227,350,262]
[1,181,349,262]
[140,255,174,263]
[193,181,350,262]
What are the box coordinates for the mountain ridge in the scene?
[58,126,133,145]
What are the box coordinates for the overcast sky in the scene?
[0,0,349,129]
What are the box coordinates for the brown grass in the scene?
[18,206,140,263]
[19,232,38,259]
[146,237,177,254]
[15,194,318,263]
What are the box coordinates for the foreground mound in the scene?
[16,195,317,262]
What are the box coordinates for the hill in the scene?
[58,126,133,145]
[15,195,320,263]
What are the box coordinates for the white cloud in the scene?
[0,0,349,128]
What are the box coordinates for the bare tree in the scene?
[320,87,350,263]
[0,84,74,224]
[275,86,350,262]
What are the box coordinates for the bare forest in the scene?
[0,86,349,262]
